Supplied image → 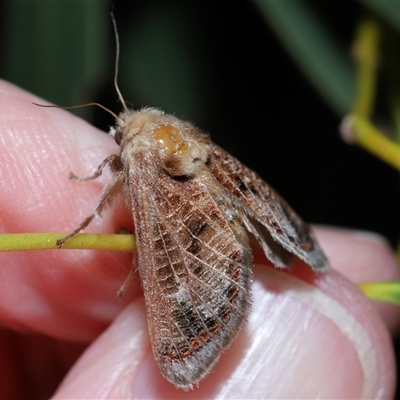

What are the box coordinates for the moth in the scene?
[56,16,330,391]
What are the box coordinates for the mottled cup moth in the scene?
[55,14,329,390]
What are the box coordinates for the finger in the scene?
[315,226,400,334]
[0,80,135,340]
[54,254,395,398]
[2,81,396,397]
[52,300,148,399]
[0,329,86,399]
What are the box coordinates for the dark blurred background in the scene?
[0,1,399,398]
[1,0,398,246]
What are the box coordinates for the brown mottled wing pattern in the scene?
[208,144,329,272]
[128,153,253,390]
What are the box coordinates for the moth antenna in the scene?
[32,102,120,121]
[110,11,128,113]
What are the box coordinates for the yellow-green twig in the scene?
[352,19,379,119]
[341,18,400,172]
[359,280,400,305]
[0,233,134,252]
[341,115,400,171]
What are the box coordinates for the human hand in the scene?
[0,80,398,399]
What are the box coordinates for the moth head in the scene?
[113,108,211,177]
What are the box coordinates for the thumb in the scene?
[53,265,395,399]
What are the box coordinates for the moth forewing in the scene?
[125,144,253,389]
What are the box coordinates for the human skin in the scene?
[0,80,399,399]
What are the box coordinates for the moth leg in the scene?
[116,257,138,297]
[56,169,124,247]
[70,154,122,181]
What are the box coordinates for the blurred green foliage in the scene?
[2,1,400,124]
[2,1,109,118]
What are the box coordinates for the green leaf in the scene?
[3,2,109,111]
[361,0,400,33]
[254,0,355,115]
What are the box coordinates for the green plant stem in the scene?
[352,19,379,119]
[359,281,400,305]
[342,18,400,172]
[0,233,134,252]
[342,116,400,171]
